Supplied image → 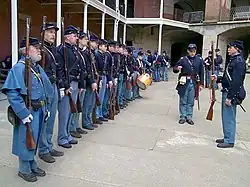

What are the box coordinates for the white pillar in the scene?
[56,0,61,46]
[113,19,119,41]
[83,3,88,33]
[158,24,163,55]
[116,0,119,12]
[101,13,105,39]
[124,0,127,17]
[160,0,164,18]
[123,24,126,44]
[202,34,217,58]
[11,0,18,66]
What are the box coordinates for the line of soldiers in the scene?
[2,22,147,182]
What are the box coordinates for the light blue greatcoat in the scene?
[2,56,53,161]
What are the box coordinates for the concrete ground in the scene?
[0,72,250,187]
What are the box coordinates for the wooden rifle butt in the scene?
[68,93,77,113]
[26,123,36,150]
[76,94,82,112]
[95,91,101,106]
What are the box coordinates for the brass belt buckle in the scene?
[40,100,45,106]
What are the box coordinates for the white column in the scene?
[123,24,126,44]
[83,3,88,33]
[202,34,217,58]
[158,24,163,55]
[116,0,119,12]
[124,0,127,17]
[113,19,119,41]
[11,0,18,66]
[160,0,164,18]
[101,13,105,39]
[56,0,61,46]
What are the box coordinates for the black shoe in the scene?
[76,128,88,134]
[186,119,194,125]
[120,105,124,109]
[215,139,224,144]
[69,139,78,144]
[39,153,55,163]
[59,143,72,149]
[103,115,109,118]
[94,119,103,125]
[137,96,143,99]
[50,149,64,157]
[32,168,46,177]
[70,131,82,138]
[83,125,95,130]
[178,119,186,124]
[217,143,234,148]
[18,172,37,182]
[99,117,108,122]
[92,124,98,128]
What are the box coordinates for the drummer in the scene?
[132,51,144,99]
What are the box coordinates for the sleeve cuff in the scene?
[16,108,30,120]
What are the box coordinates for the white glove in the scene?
[60,88,65,98]
[92,83,97,91]
[99,80,102,88]
[114,78,118,86]
[127,70,130,75]
[108,81,113,88]
[22,114,33,124]
[148,63,151,66]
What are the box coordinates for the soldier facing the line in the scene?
[173,43,204,125]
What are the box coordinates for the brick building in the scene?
[4,0,250,66]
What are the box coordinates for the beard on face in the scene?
[30,54,42,63]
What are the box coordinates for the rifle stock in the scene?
[206,41,216,121]
[25,18,36,150]
[109,88,115,120]
[76,92,82,112]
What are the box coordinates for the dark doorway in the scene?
[171,42,186,66]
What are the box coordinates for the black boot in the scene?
[178,119,186,124]
[50,149,64,157]
[217,143,234,148]
[215,139,224,144]
[186,119,194,125]
[18,172,37,182]
[39,153,55,163]
[32,168,46,177]
[76,127,88,134]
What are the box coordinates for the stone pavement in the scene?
[0,72,250,187]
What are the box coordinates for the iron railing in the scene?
[219,6,250,21]
[182,11,204,23]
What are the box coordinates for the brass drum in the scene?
[136,73,152,90]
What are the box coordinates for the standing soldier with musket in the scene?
[173,44,204,125]
[117,44,126,109]
[102,40,115,119]
[38,22,64,163]
[69,31,89,137]
[2,35,54,182]
[56,25,80,148]
[94,39,109,122]
[123,47,133,101]
[212,41,246,148]
[82,33,99,130]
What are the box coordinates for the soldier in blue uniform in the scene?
[204,51,212,88]
[173,44,204,125]
[102,40,115,119]
[161,51,170,81]
[95,39,109,122]
[38,23,64,163]
[214,48,223,89]
[56,25,81,148]
[69,31,89,137]
[81,32,98,130]
[2,37,53,182]
[212,40,246,148]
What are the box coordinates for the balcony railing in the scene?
[183,11,204,23]
[219,6,250,22]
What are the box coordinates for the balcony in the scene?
[220,6,250,22]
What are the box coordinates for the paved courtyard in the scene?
[0,72,250,187]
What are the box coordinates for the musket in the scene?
[61,17,77,113]
[115,54,120,113]
[76,28,82,112]
[41,16,47,69]
[206,41,216,121]
[195,75,200,111]
[25,18,36,150]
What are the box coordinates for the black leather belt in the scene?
[31,100,45,110]
[49,75,57,84]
